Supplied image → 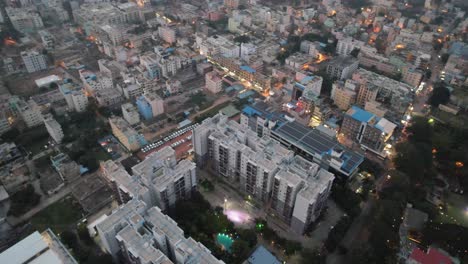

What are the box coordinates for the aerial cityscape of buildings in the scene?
[0,0,467,263]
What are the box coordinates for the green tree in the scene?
[300,248,326,264]
[60,230,78,249]
[231,240,250,260]
[238,229,257,248]
[429,85,450,107]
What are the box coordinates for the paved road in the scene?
[6,173,95,226]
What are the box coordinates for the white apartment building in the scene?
[158,56,184,78]
[59,82,88,112]
[271,156,334,234]
[132,147,197,212]
[96,199,224,264]
[158,26,176,44]
[193,114,335,233]
[21,51,47,73]
[121,103,141,126]
[336,37,364,56]
[205,71,223,93]
[43,114,64,144]
[100,160,152,206]
[18,99,43,128]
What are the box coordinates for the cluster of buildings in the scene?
[193,113,335,234]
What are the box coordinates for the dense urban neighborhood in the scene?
[0,0,467,263]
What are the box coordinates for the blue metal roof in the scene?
[240,65,256,73]
[348,106,375,123]
[247,246,281,264]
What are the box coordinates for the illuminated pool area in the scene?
[225,209,251,225]
[216,233,234,252]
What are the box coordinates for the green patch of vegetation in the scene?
[60,224,113,264]
[193,101,232,123]
[330,183,362,218]
[8,184,41,217]
[30,196,84,234]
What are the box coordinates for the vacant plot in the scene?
[30,195,84,233]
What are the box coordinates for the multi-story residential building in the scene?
[0,229,78,264]
[193,114,335,233]
[95,88,124,107]
[331,80,358,110]
[158,26,176,44]
[271,156,334,234]
[401,66,423,87]
[136,92,164,120]
[5,7,44,33]
[132,147,197,211]
[59,82,88,112]
[352,68,413,114]
[326,56,359,80]
[38,30,54,50]
[341,106,396,155]
[121,103,141,126]
[100,160,152,206]
[205,71,223,93]
[43,114,64,144]
[18,99,43,128]
[293,72,323,101]
[336,37,364,56]
[109,116,147,151]
[356,82,379,106]
[240,102,364,179]
[21,50,47,73]
[210,55,271,91]
[73,2,140,35]
[199,35,240,58]
[117,82,143,99]
[96,199,224,264]
[140,53,162,80]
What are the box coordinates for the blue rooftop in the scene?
[300,75,315,84]
[348,106,375,123]
[240,65,256,73]
[247,246,281,264]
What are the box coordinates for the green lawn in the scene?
[436,193,468,228]
[30,195,84,234]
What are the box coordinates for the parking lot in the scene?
[136,124,198,160]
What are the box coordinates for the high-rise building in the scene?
[43,114,64,144]
[96,199,224,264]
[5,7,44,33]
[341,106,396,155]
[132,146,197,211]
[21,51,47,73]
[193,114,335,233]
[109,116,147,151]
[205,71,223,93]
